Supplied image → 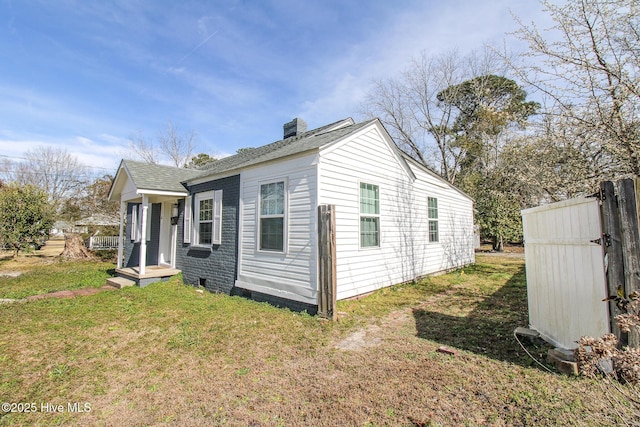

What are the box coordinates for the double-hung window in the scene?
[198,198,214,245]
[186,190,223,246]
[428,196,439,242]
[259,181,285,252]
[360,182,380,248]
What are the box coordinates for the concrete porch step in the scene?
[106,277,136,289]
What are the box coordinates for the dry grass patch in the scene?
[0,255,635,426]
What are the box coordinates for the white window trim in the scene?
[428,196,439,243]
[183,196,192,244]
[212,190,223,245]
[359,181,381,249]
[257,178,288,254]
[130,204,138,242]
[191,190,223,247]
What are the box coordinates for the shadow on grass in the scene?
[412,265,539,366]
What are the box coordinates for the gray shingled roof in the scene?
[122,160,202,193]
[194,118,375,179]
[117,118,377,192]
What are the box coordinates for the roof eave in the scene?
[184,148,321,186]
[107,159,128,202]
[136,189,190,197]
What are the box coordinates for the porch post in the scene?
[139,195,148,275]
[117,201,125,268]
[170,222,177,269]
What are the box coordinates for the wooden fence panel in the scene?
[318,205,337,321]
[617,179,640,347]
[601,181,625,342]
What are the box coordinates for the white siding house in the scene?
[109,117,475,312]
[234,119,474,305]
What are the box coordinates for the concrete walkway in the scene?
[25,285,118,301]
[0,285,118,304]
[0,237,122,304]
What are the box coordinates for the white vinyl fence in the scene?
[88,236,120,250]
[521,197,609,350]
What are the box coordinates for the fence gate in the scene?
[522,197,609,350]
[522,178,640,349]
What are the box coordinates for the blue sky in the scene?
[0,0,551,173]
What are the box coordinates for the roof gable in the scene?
[123,160,201,192]
[318,119,416,182]
[108,159,201,201]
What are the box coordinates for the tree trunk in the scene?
[493,235,504,252]
[60,233,94,260]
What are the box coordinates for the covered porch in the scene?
[108,160,203,284]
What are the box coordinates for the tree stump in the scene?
[60,233,94,260]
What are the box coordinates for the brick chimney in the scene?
[283,118,307,139]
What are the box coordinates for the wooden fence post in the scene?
[617,178,640,348]
[318,204,337,321]
[600,181,625,343]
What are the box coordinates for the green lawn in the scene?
[0,255,636,426]
[0,260,114,299]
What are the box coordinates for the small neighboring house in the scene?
[108,117,475,312]
[51,221,87,236]
[75,213,120,229]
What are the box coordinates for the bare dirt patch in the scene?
[335,287,459,352]
[0,237,65,273]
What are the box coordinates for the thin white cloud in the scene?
[291,1,552,126]
[0,0,556,167]
[0,134,127,172]
[173,30,219,68]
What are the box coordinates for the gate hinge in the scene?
[587,191,604,201]
[591,234,611,246]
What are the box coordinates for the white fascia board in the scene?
[137,189,189,197]
[107,160,130,202]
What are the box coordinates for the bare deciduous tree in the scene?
[363,47,508,184]
[508,0,640,178]
[160,120,196,168]
[128,131,161,164]
[128,120,197,168]
[3,146,90,209]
